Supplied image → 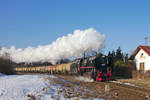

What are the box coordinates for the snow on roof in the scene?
[130,45,150,59]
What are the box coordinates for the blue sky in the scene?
[0,0,150,55]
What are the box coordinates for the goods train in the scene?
[13,53,113,81]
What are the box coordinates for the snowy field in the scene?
[0,73,64,100]
[0,73,103,100]
[0,74,90,100]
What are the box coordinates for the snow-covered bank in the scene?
[0,74,58,100]
[0,73,5,77]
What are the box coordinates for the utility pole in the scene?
[144,37,148,46]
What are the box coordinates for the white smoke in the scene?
[75,76,94,82]
[0,28,105,64]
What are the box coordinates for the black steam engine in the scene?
[71,53,113,81]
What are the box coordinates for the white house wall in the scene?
[135,49,150,71]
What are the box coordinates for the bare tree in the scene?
[0,53,13,74]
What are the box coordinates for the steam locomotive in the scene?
[13,53,113,81]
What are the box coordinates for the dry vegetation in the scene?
[0,55,14,74]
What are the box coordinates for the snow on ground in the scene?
[0,73,5,77]
[75,76,94,82]
[0,73,104,100]
[0,73,62,100]
[111,81,135,86]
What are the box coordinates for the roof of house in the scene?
[130,45,150,59]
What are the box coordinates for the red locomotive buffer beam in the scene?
[95,69,112,82]
[107,69,112,80]
[96,70,103,82]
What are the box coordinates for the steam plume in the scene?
[0,28,105,64]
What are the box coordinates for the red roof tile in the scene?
[130,45,150,59]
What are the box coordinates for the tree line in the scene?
[0,53,14,74]
[107,47,135,78]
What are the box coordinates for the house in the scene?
[130,46,150,71]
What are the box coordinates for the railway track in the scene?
[109,81,150,95]
[92,81,150,100]
[94,81,150,95]
[56,75,150,100]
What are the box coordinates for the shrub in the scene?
[0,56,13,74]
[113,60,134,78]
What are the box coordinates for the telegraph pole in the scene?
[144,37,148,46]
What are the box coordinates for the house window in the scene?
[140,53,144,58]
[141,53,143,56]
[139,62,145,71]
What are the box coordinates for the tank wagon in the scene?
[13,54,113,81]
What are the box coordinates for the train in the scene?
[13,53,113,81]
